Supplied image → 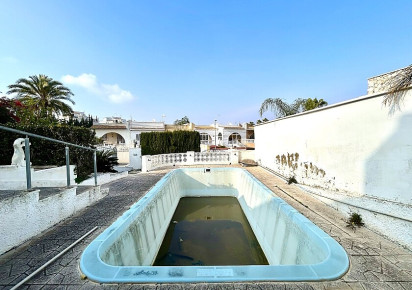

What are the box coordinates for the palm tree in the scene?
[7,74,75,118]
[303,98,328,111]
[259,98,306,118]
[382,64,412,110]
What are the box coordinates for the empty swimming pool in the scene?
[80,167,349,283]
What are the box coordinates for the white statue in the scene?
[11,138,27,167]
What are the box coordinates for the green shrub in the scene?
[347,212,364,227]
[97,149,119,172]
[141,131,200,155]
[0,123,97,181]
[287,176,298,184]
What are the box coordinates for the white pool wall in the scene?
[99,168,328,266]
[81,167,349,282]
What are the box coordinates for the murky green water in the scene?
[153,196,268,266]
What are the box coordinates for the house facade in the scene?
[92,118,254,150]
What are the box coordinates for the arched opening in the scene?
[228,133,241,147]
[101,132,125,145]
[200,133,212,144]
[218,133,222,145]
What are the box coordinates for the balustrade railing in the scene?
[142,150,238,172]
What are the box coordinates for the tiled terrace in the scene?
[1,166,411,289]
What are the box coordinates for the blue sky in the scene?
[1,1,411,125]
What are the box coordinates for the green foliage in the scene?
[174,116,190,125]
[0,97,23,124]
[287,176,298,185]
[7,74,75,119]
[347,212,364,227]
[141,131,200,155]
[259,97,329,119]
[303,98,328,111]
[0,123,97,181]
[96,149,119,172]
[65,115,94,128]
[256,118,269,124]
[259,98,306,118]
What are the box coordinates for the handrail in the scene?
[0,124,98,189]
[0,125,96,151]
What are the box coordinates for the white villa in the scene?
[92,119,255,150]
[59,111,89,122]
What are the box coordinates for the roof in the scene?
[223,126,244,130]
[129,122,165,130]
[91,124,126,129]
[195,126,215,130]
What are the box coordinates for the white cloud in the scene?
[1,56,19,63]
[61,73,135,103]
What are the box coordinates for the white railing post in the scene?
[187,151,195,165]
[230,150,239,164]
[142,155,152,172]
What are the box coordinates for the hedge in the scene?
[0,123,97,181]
[141,131,200,155]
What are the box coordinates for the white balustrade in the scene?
[142,150,239,172]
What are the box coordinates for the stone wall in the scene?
[367,67,407,95]
[0,186,107,255]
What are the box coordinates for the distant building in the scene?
[59,111,88,122]
[100,116,126,124]
[91,117,254,150]
[129,121,165,147]
[195,122,253,149]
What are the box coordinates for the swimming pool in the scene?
[80,168,349,282]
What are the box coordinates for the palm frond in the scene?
[7,74,75,118]
[382,64,412,109]
[259,98,291,118]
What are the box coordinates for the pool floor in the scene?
[153,196,268,266]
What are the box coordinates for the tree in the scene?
[259,98,305,118]
[7,74,75,119]
[303,98,328,111]
[174,116,190,125]
[382,64,412,110]
[0,96,23,124]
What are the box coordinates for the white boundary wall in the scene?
[255,91,412,249]
[0,165,76,190]
[0,186,108,255]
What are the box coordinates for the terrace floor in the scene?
[0,166,411,289]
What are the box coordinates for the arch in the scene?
[101,132,126,145]
[228,132,241,146]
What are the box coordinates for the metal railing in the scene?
[0,125,98,190]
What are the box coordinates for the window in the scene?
[200,133,211,142]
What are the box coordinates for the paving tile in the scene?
[399,282,412,290]
[1,167,412,289]
[360,282,404,290]
[311,281,353,289]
